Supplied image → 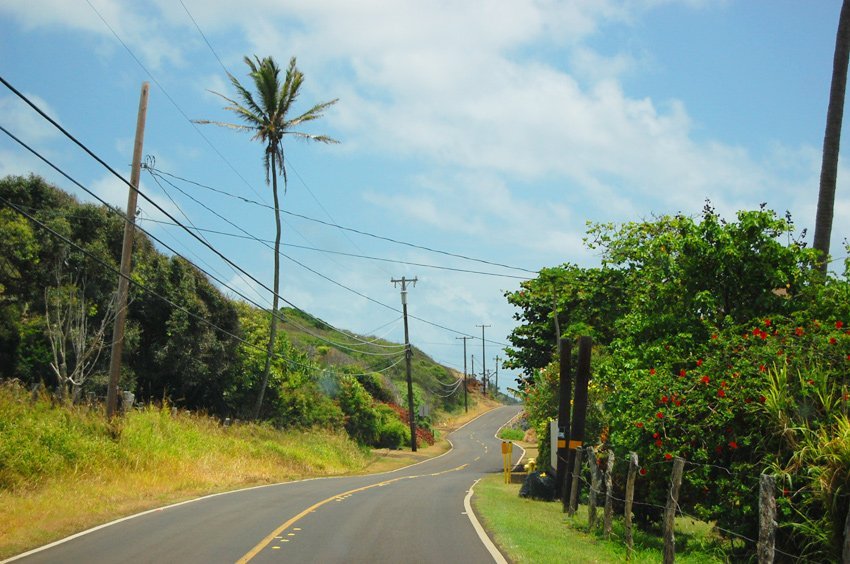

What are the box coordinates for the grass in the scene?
[0,382,371,559]
[498,428,525,441]
[472,473,728,563]
[0,382,504,559]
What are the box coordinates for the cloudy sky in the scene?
[1,0,849,393]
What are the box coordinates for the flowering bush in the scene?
[507,205,850,558]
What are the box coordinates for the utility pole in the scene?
[476,324,490,396]
[494,355,500,397]
[471,354,475,392]
[456,336,473,412]
[392,276,418,451]
[106,82,149,420]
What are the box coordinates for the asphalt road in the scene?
[11,405,523,564]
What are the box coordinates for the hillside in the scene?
[0,174,469,448]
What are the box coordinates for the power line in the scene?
[0,123,403,358]
[147,166,539,275]
[178,0,229,76]
[81,0,270,207]
[137,214,531,279]
[0,77,510,348]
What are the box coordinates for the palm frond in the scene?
[191,119,253,132]
[286,98,339,128]
[285,131,340,144]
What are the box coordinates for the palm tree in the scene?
[195,56,338,419]
[814,0,850,273]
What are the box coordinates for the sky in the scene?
[1,0,850,396]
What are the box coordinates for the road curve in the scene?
[10,405,523,564]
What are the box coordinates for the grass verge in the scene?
[0,383,369,559]
[472,473,728,563]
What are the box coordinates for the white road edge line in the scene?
[464,479,508,564]
[2,406,516,563]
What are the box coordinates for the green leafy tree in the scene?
[195,56,338,420]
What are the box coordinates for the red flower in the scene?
[653,432,660,439]
[649,368,656,375]
[844,393,849,402]
[764,319,772,327]
[679,368,687,377]
[807,379,815,385]
[701,375,710,384]
[664,453,673,461]
[717,389,726,398]
[837,321,845,329]
[655,439,663,448]
[639,468,647,476]
[795,327,804,337]
[759,364,767,372]
[721,381,728,388]
[711,334,718,340]
[783,488,790,497]
[715,445,723,453]
[753,327,760,336]
[745,397,753,404]
[661,395,669,404]
[830,337,838,345]
[635,422,644,428]
[696,359,703,367]
[674,399,682,406]
[656,412,664,419]
[759,331,767,340]
[728,441,738,449]
[759,395,767,403]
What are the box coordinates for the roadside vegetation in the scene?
[0,380,496,559]
[0,174,465,452]
[473,473,725,563]
[506,204,850,560]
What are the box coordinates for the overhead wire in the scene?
[81,0,270,207]
[147,166,538,275]
[0,122,403,358]
[0,74,510,349]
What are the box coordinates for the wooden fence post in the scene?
[843,494,850,564]
[662,457,685,564]
[758,474,776,564]
[624,452,638,560]
[568,446,584,516]
[588,447,601,530]
[604,450,616,539]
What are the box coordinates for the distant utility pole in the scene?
[106,82,149,420]
[494,355,500,397]
[392,276,418,451]
[476,324,491,396]
[471,354,475,391]
[456,336,473,412]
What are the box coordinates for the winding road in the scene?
[10,405,523,563]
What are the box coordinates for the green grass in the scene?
[498,428,525,441]
[472,474,728,563]
[0,381,370,558]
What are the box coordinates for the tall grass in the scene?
[0,381,369,558]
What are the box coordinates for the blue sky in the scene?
[2,0,849,394]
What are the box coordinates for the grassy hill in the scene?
[278,307,467,415]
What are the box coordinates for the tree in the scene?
[814,0,850,272]
[195,56,338,419]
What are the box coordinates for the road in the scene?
[11,405,523,564]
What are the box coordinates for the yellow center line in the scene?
[236,464,468,563]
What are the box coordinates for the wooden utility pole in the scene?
[106,82,149,420]
[556,338,572,500]
[476,324,490,395]
[392,276,418,451]
[494,355,500,397]
[565,336,592,511]
[456,336,472,412]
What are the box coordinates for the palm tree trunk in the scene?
[253,153,282,420]
[814,0,850,273]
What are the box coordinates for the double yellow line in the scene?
[237,464,468,563]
